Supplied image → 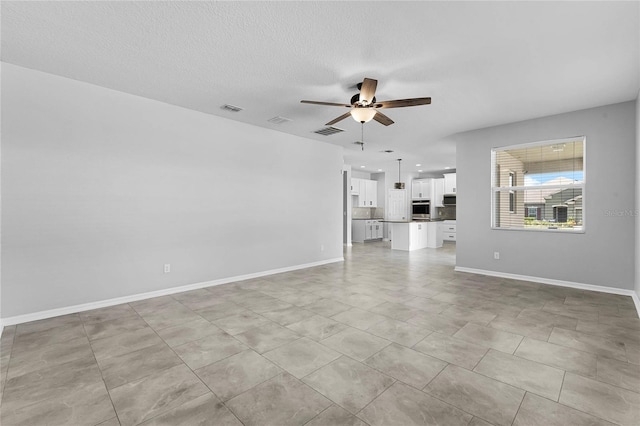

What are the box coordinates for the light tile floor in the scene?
[1,241,639,425]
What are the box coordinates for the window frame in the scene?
[508,171,516,214]
[490,136,586,233]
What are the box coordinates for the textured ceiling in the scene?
[2,1,638,173]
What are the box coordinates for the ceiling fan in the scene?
[301,78,431,126]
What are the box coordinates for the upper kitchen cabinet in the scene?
[412,179,432,200]
[431,178,445,207]
[443,173,457,194]
[365,179,378,207]
[351,178,361,195]
[352,178,378,207]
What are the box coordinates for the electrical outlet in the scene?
[320,244,324,252]
[164,264,171,273]
[494,252,500,260]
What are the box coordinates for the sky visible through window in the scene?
[524,171,584,186]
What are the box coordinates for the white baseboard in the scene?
[632,292,640,316]
[455,266,640,315]
[2,257,344,327]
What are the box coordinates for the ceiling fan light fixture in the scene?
[350,108,376,123]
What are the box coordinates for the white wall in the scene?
[1,63,344,319]
[455,101,636,291]
[351,170,371,179]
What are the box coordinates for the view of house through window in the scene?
[491,137,585,232]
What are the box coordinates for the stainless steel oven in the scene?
[412,200,431,220]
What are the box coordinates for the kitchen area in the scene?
[350,171,457,251]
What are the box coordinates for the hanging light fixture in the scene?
[350,107,376,123]
[395,159,405,189]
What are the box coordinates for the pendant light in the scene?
[395,159,405,189]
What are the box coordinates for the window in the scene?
[491,136,585,232]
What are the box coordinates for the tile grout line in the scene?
[0,325,18,407]
[417,366,488,424]
[509,390,528,426]
[299,352,396,417]
[83,318,123,426]
[558,370,567,404]
[353,378,398,422]
[531,379,622,426]
[299,404,337,426]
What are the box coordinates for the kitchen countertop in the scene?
[382,219,443,223]
[356,219,446,223]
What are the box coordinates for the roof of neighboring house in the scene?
[523,177,582,204]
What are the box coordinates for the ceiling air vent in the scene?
[220,104,243,112]
[313,126,344,136]
[268,116,292,124]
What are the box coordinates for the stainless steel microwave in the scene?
[443,195,456,206]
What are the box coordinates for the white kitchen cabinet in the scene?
[391,222,428,251]
[413,222,427,249]
[412,179,432,200]
[353,178,378,207]
[365,220,373,240]
[432,178,445,207]
[374,221,384,239]
[352,219,383,243]
[391,221,443,251]
[443,173,457,194]
[351,178,361,195]
[441,220,457,241]
[426,221,443,248]
[352,219,366,242]
[365,180,378,207]
[356,185,367,207]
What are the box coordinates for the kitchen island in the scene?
[387,220,443,251]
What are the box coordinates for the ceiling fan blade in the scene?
[325,111,353,126]
[374,97,432,108]
[359,78,378,105]
[373,111,394,126]
[301,100,352,107]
